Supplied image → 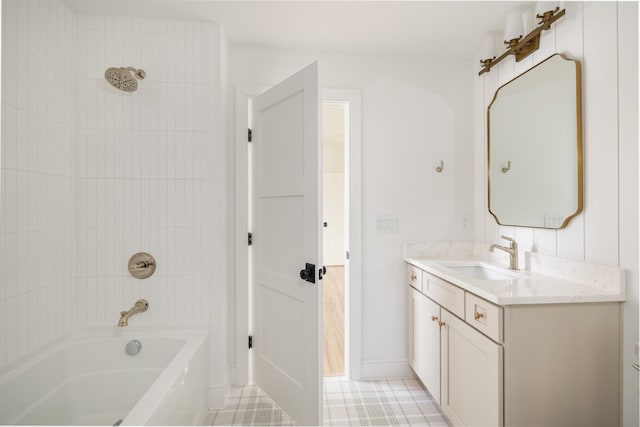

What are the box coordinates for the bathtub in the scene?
[0,327,208,425]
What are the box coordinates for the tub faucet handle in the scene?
[133,260,154,270]
[128,253,156,279]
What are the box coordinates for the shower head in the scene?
[104,67,146,92]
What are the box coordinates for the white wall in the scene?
[473,3,638,425]
[229,46,474,376]
[1,1,230,407]
[0,0,76,369]
[209,23,230,407]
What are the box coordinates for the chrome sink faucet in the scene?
[118,299,149,327]
[489,236,519,270]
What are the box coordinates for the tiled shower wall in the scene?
[74,15,214,328]
[0,0,220,371]
[0,0,76,369]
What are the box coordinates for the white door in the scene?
[251,62,322,426]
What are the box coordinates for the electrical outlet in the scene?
[458,215,470,231]
[544,214,564,228]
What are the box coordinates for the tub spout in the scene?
[118,299,149,327]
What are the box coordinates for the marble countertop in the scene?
[406,257,627,305]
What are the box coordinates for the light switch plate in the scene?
[376,215,398,233]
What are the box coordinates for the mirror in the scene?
[488,54,582,229]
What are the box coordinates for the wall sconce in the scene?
[536,2,562,29]
[480,35,497,70]
[479,4,565,75]
[503,11,524,49]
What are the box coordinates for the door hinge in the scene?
[248,128,252,142]
[346,251,350,260]
[248,335,253,349]
[248,233,253,246]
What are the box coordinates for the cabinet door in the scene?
[408,287,441,403]
[440,310,502,427]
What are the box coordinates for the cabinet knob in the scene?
[438,321,446,328]
[431,315,438,322]
[474,312,485,320]
[410,273,417,281]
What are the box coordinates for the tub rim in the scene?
[0,325,207,384]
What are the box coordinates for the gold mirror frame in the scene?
[487,54,583,229]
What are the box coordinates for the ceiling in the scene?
[61,0,528,59]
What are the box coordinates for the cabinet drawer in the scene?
[423,272,465,318]
[465,293,503,343]
[408,264,422,291]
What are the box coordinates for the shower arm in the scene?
[125,67,146,80]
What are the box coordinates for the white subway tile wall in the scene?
[1,0,76,369]
[75,14,213,330]
[1,0,216,370]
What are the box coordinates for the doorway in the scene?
[322,103,347,377]
[233,86,363,390]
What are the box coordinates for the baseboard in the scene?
[360,358,414,379]
[208,385,226,410]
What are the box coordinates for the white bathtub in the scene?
[0,327,208,425]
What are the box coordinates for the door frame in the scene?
[233,87,362,384]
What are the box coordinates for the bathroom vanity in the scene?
[406,254,625,427]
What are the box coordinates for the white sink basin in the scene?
[437,263,518,281]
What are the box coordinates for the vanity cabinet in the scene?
[408,269,502,425]
[406,262,621,427]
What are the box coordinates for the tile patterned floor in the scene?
[206,385,296,426]
[205,377,451,426]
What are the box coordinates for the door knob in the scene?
[299,263,316,284]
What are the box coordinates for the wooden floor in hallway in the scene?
[323,266,344,376]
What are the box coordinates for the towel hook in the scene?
[436,160,444,173]
[501,161,511,173]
